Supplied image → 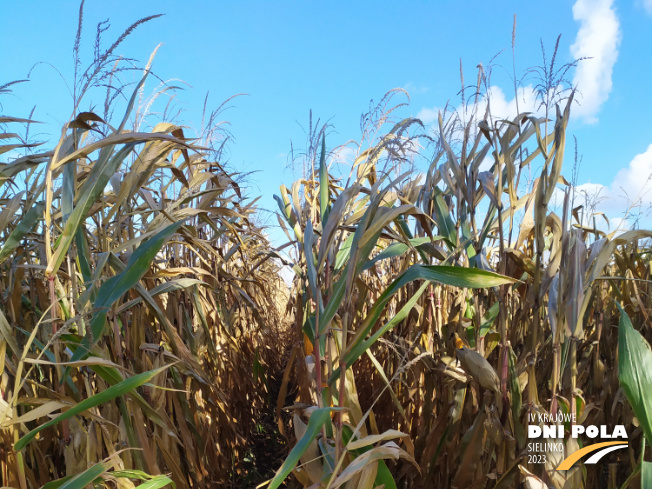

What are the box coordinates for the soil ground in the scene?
[231,342,296,488]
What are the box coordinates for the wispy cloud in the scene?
[570,0,621,123]
[402,82,430,96]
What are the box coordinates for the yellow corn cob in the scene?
[321,382,336,418]
[303,332,313,356]
[454,333,501,395]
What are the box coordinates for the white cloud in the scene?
[417,85,542,129]
[331,145,358,165]
[550,182,608,209]
[416,85,545,174]
[418,0,620,133]
[402,82,430,95]
[643,0,652,14]
[574,182,609,203]
[484,85,541,120]
[570,0,621,123]
[550,145,652,231]
[611,143,652,208]
[416,106,442,126]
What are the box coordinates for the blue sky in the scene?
[2,0,651,242]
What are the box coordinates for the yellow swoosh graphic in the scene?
[556,441,628,470]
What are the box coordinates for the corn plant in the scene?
[272,73,652,488]
[2,8,652,489]
[0,20,286,488]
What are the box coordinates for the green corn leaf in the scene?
[111,470,163,481]
[268,407,335,489]
[46,72,151,277]
[362,237,438,271]
[0,201,44,265]
[77,251,111,309]
[15,365,170,451]
[366,349,408,423]
[319,269,346,336]
[303,220,320,311]
[75,228,93,286]
[16,328,79,397]
[415,264,517,288]
[0,190,25,231]
[334,233,355,271]
[374,460,397,489]
[136,475,176,489]
[395,213,432,264]
[115,278,205,313]
[47,142,137,276]
[617,303,652,447]
[274,194,292,221]
[432,189,457,251]
[341,425,396,489]
[0,151,49,184]
[40,467,173,489]
[332,265,516,381]
[643,461,652,489]
[41,475,73,489]
[332,282,428,382]
[61,157,74,221]
[479,301,500,337]
[356,204,417,253]
[60,132,83,223]
[318,184,360,271]
[42,462,110,489]
[70,221,182,363]
[61,334,179,441]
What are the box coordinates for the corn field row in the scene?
[1,16,652,489]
